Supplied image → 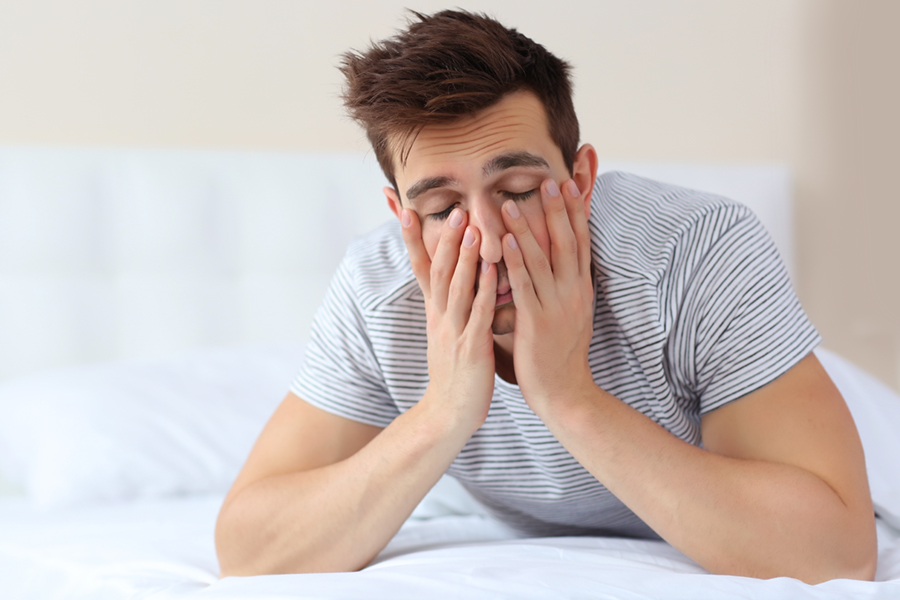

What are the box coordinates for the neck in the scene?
[493,332,516,384]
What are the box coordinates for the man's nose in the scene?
[467,196,506,264]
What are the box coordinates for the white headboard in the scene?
[0,147,792,382]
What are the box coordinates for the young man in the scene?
[215,10,876,582]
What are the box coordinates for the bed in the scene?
[1,147,899,598]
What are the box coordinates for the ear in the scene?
[384,186,403,220]
[571,144,598,219]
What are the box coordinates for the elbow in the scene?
[799,516,878,584]
[723,546,877,585]
[835,540,877,583]
[214,522,273,578]
[832,510,878,583]
[215,503,366,577]
[214,496,273,578]
[801,551,877,585]
[711,512,879,584]
[214,503,247,578]
[847,558,878,583]
[795,493,879,584]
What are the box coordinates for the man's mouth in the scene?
[495,282,513,307]
[475,261,513,307]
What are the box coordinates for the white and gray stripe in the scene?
[291,171,820,539]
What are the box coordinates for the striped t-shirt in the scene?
[290,171,821,539]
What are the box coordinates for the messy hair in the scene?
[340,9,580,189]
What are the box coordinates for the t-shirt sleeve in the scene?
[289,250,400,428]
[673,205,822,415]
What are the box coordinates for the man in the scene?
[215,10,876,583]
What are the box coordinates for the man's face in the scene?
[386,90,571,337]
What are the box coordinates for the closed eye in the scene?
[429,188,536,221]
[503,189,538,202]
[429,204,457,221]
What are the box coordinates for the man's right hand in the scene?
[216,208,498,577]
[400,207,497,433]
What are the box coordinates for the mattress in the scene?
[2,492,899,600]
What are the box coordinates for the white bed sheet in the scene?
[2,493,899,600]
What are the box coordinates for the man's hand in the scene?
[500,179,595,412]
[400,207,498,432]
[218,207,499,576]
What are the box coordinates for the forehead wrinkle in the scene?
[424,93,547,136]
[416,119,536,146]
[424,114,533,138]
[412,123,539,162]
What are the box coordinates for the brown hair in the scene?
[340,10,580,189]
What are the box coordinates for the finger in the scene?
[446,225,481,331]
[502,232,540,310]
[467,256,498,336]
[429,208,467,313]
[399,208,432,300]
[541,179,579,283]
[562,179,593,279]
[500,199,553,303]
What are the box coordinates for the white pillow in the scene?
[0,342,305,508]
[815,348,900,529]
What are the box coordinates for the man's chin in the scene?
[491,303,516,335]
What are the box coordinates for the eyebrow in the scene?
[406,176,458,202]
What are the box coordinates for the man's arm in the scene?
[499,177,877,584]
[216,207,498,576]
[215,391,470,575]
[536,354,877,583]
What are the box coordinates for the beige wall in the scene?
[1,0,897,389]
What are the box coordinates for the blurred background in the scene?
[0,0,897,390]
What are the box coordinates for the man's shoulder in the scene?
[341,219,418,309]
[589,171,754,280]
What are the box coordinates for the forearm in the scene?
[216,397,473,576]
[538,387,875,583]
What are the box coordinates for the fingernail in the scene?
[567,180,581,197]
[463,227,475,247]
[505,201,520,219]
[449,209,464,228]
[546,179,560,197]
[507,234,518,250]
[481,260,491,274]
[401,209,411,228]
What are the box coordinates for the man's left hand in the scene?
[501,178,595,413]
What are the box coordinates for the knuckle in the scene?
[511,222,533,243]
[519,278,535,296]
[431,263,451,282]
[410,253,428,269]
[506,246,524,265]
[548,194,567,212]
[471,296,492,319]
[510,215,529,233]
[447,278,467,299]
[558,236,578,256]
[469,305,487,324]
[534,257,552,277]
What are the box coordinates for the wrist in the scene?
[416,386,487,441]
[528,369,598,426]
